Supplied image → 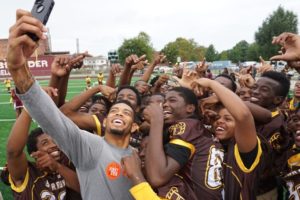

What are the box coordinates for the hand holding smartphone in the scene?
[27,0,55,41]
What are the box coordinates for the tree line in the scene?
[118,6,298,65]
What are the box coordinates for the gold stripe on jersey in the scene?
[92,115,102,136]
[271,110,279,118]
[169,139,195,159]
[289,98,298,111]
[223,162,242,187]
[31,172,48,200]
[234,137,262,173]
[288,153,300,168]
[9,168,29,193]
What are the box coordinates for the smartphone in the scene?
[27,0,55,41]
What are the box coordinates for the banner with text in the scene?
[0,55,55,78]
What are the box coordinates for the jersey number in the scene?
[205,146,224,189]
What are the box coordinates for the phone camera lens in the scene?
[37,5,44,13]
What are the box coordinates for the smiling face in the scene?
[238,87,252,101]
[163,90,194,124]
[36,134,61,161]
[105,103,135,137]
[250,77,282,109]
[88,102,108,116]
[213,108,235,141]
[116,89,138,110]
[288,110,300,147]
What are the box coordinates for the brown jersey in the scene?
[283,145,300,200]
[222,137,266,200]
[9,162,67,200]
[256,110,292,194]
[59,154,82,200]
[191,132,224,200]
[157,118,220,200]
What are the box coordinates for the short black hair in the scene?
[261,71,290,97]
[117,85,141,107]
[169,87,199,117]
[92,95,112,110]
[110,100,136,119]
[27,128,44,155]
[215,74,237,92]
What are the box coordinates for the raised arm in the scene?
[6,110,31,186]
[193,78,257,153]
[140,54,166,83]
[60,85,115,131]
[119,54,146,86]
[244,101,272,124]
[143,104,181,187]
[49,54,86,107]
[7,9,101,169]
[106,63,121,88]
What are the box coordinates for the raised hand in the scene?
[99,85,116,102]
[51,56,72,77]
[173,64,183,78]
[31,151,60,172]
[110,63,121,77]
[155,74,169,86]
[200,94,220,124]
[239,65,252,75]
[200,94,219,112]
[125,54,147,70]
[191,78,213,96]
[51,53,87,77]
[132,59,149,71]
[153,54,166,65]
[195,58,208,77]
[143,103,163,123]
[271,32,300,62]
[121,151,145,185]
[237,74,255,88]
[7,9,47,71]
[69,52,88,69]
[172,68,198,89]
[257,56,273,73]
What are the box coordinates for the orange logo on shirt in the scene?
[106,162,121,180]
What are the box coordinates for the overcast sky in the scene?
[1,0,299,56]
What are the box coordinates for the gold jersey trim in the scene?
[169,139,195,159]
[31,172,48,200]
[288,152,300,168]
[271,110,279,118]
[9,168,29,193]
[234,137,262,173]
[92,115,102,136]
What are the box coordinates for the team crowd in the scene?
[2,9,300,200]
